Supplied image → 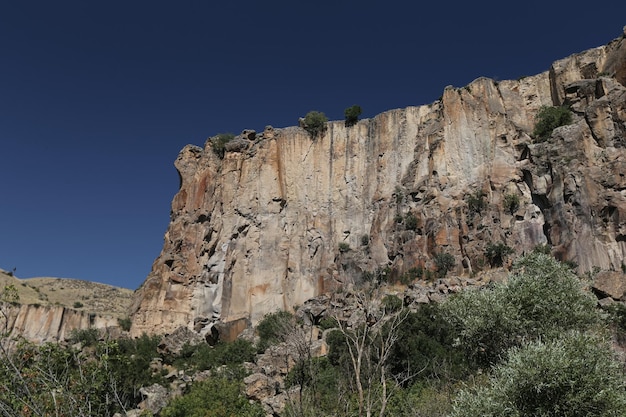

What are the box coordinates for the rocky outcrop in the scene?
[130,30,626,339]
[1,302,120,344]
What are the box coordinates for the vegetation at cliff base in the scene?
[450,332,626,417]
[2,252,625,416]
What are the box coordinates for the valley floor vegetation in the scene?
[2,252,626,417]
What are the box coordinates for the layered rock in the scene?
[1,302,120,344]
[130,30,626,339]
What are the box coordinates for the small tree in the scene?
[210,133,235,158]
[466,189,486,216]
[434,253,455,278]
[503,193,520,214]
[532,105,573,142]
[329,288,412,417]
[484,242,513,267]
[302,111,328,138]
[344,105,362,127]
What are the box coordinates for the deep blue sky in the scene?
[1,2,624,289]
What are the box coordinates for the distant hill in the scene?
[0,268,133,318]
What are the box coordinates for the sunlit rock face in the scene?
[1,303,119,344]
[130,32,626,339]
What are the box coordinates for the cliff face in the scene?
[130,31,626,339]
[1,303,120,344]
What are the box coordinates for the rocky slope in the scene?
[130,29,626,340]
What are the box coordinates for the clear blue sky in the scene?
[1,1,624,289]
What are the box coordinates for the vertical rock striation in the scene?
[130,30,626,339]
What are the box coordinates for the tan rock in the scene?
[594,271,626,300]
[129,33,626,340]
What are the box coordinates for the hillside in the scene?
[0,269,132,318]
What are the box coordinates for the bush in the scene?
[404,213,418,231]
[344,105,362,127]
[466,189,486,215]
[433,252,455,277]
[118,316,132,331]
[210,133,235,158]
[484,242,513,267]
[532,243,552,255]
[73,301,83,308]
[532,105,573,142]
[172,339,256,371]
[503,193,520,214]
[388,304,468,383]
[69,328,100,347]
[450,332,626,417]
[338,242,351,253]
[160,376,265,417]
[256,310,295,352]
[382,294,403,313]
[302,111,328,138]
[442,253,602,367]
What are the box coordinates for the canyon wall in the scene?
[1,302,120,344]
[130,30,626,339]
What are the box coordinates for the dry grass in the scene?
[0,269,133,318]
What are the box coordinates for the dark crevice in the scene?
[543,221,553,245]
[531,193,551,210]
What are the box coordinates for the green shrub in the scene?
[484,242,513,267]
[433,252,455,277]
[404,213,418,231]
[503,193,520,214]
[73,301,83,308]
[302,111,328,138]
[344,105,362,127]
[318,316,337,330]
[466,189,486,215]
[118,316,132,331]
[450,332,626,417]
[69,328,100,347]
[388,304,468,383]
[399,266,423,285]
[442,253,602,367]
[173,339,256,371]
[256,310,295,352]
[338,242,351,253]
[532,243,552,255]
[210,133,235,158]
[382,294,403,313]
[161,376,265,417]
[532,105,573,142]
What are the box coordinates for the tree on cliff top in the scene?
[344,105,362,127]
[301,111,328,138]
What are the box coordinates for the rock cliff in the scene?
[130,29,626,339]
[1,302,120,344]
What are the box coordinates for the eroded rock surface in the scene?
[130,33,626,339]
